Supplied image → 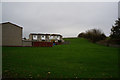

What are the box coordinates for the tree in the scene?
[110,18,120,39]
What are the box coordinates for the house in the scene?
[29,33,64,42]
[0,22,23,46]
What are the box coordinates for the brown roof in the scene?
[1,22,23,29]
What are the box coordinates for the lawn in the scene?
[2,38,119,78]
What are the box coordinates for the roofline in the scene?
[50,34,62,36]
[29,33,50,35]
[1,22,23,29]
[29,33,62,36]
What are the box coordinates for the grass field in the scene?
[2,38,119,78]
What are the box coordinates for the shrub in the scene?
[78,29,106,43]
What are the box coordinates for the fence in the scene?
[22,40,32,47]
[32,42,53,47]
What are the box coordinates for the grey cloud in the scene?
[2,2,118,38]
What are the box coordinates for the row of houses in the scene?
[0,22,64,47]
[29,33,63,42]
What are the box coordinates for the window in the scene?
[42,35,44,38]
[57,36,60,40]
[49,36,53,39]
[33,35,37,40]
[41,35,45,40]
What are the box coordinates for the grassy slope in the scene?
[2,38,119,78]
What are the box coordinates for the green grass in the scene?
[2,38,120,78]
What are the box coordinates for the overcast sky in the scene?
[2,2,118,38]
[118,2,120,18]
